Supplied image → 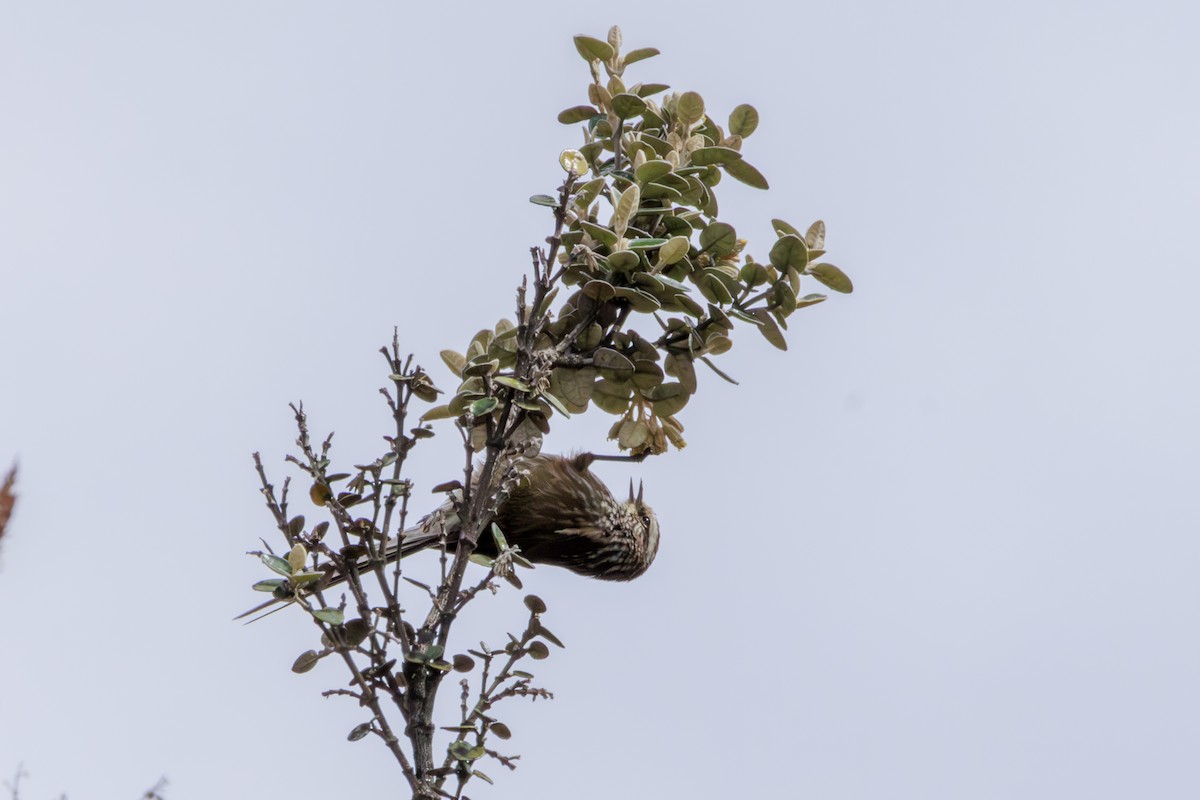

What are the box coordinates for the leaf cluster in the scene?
[430,26,852,457]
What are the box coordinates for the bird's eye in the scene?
[641,515,651,528]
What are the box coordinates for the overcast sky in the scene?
[2,2,1198,799]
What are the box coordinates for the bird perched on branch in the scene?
[238,453,659,620]
[430,452,660,581]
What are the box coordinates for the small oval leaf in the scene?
[676,91,705,125]
[470,397,499,416]
[557,104,600,124]
[808,263,854,293]
[724,158,769,189]
[261,554,292,576]
[573,35,614,62]
[292,650,322,674]
[311,608,344,625]
[611,93,647,119]
[699,222,737,256]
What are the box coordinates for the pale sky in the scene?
[2,2,1198,799]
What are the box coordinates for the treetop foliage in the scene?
[426,25,853,458]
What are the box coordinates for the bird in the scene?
[237,453,659,620]
[440,452,660,581]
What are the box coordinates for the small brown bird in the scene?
[238,454,658,620]
[430,452,660,581]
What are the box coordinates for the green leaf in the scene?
[252,579,287,593]
[796,293,828,309]
[808,263,854,293]
[664,352,697,394]
[612,183,641,238]
[261,554,292,576]
[592,378,633,414]
[472,770,495,785]
[580,220,619,247]
[493,375,532,392]
[635,82,671,97]
[524,594,547,614]
[724,158,769,189]
[642,181,683,201]
[468,396,497,417]
[286,544,306,573]
[611,93,647,119]
[648,382,690,416]
[606,250,641,272]
[656,235,690,267]
[627,237,668,250]
[617,419,650,449]
[573,35,614,62]
[805,220,826,249]
[635,159,673,184]
[490,523,508,551]
[752,308,787,351]
[594,347,636,376]
[612,286,662,312]
[347,722,372,742]
[581,279,616,302]
[739,261,770,287]
[676,293,705,317]
[771,218,801,238]
[557,105,600,124]
[529,194,558,208]
[729,104,760,137]
[469,552,495,568]
[676,91,705,125]
[608,25,622,51]
[699,274,734,305]
[690,146,743,166]
[311,608,344,625]
[420,404,454,422]
[550,366,597,408]
[463,358,499,377]
[540,390,572,418]
[769,234,809,271]
[705,333,733,356]
[532,621,565,648]
[623,46,660,66]
[292,650,322,674]
[772,281,798,316]
[527,641,550,660]
[559,148,588,175]
[440,349,466,377]
[699,222,737,256]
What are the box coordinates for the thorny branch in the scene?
[248,175,583,799]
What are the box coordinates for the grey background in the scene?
[2,2,1197,798]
